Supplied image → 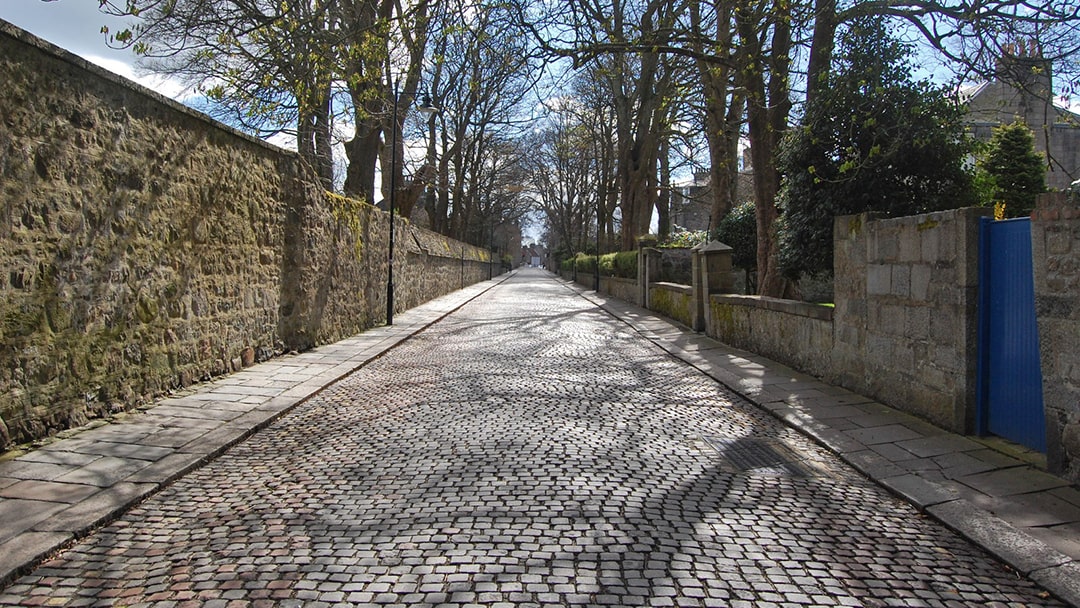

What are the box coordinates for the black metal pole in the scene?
[386,83,399,326]
[594,202,601,291]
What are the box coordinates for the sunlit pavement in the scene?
[0,269,1065,607]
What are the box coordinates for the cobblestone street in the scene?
[0,269,1063,607]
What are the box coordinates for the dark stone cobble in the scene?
[0,270,1063,606]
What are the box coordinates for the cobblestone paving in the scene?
[0,270,1062,607]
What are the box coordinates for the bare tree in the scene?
[422,0,536,244]
[526,108,602,257]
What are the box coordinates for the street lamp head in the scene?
[417,93,439,117]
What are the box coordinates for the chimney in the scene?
[995,41,1053,102]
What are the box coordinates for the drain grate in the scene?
[702,435,818,477]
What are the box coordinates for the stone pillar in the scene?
[691,246,705,332]
[692,241,734,333]
[1032,191,1080,482]
[639,247,661,308]
[699,241,735,295]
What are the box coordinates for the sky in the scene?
[0,0,195,98]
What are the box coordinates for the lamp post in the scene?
[387,86,438,326]
[594,201,601,291]
[386,82,400,326]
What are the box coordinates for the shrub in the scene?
[660,228,708,249]
[562,251,637,279]
[598,251,638,279]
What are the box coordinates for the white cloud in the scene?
[82,54,196,101]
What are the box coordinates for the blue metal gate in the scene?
[977,217,1046,452]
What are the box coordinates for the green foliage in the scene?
[977,120,1047,218]
[560,251,637,279]
[659,228,708,249]
[714,202,757,270]
[599,251,639,278]
[778,18,977,279]
[560,253,594,273]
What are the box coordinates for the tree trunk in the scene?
[693,0,740,230]
[657,139,671,239]
[737,0,792,298]
[806,0,837,109]
[342,95,381,202]
[313,92,334,189]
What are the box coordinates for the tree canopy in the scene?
[778,17,977,279]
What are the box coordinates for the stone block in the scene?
[910,264,932,302]
[873,226,900,262]
[880,304,906,336]
[921,220,942,262]
[1047,226,1072,255]
[929,309,959,348]
[932,345,961,371]
[890,264,911,298]
[905,306,931,340]
[898,229,921,262]
[837,323,862,347]
[867,264,891,295]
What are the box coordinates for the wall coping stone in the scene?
[712,294,834,321]
[652,282,693,294]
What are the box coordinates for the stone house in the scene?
[963,46,1080,191]
[670,153,755,233]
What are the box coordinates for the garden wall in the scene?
[707,295,834,380]
[601,276,639,305]
[648,283,695,328]
[0,21,496,448]
[830,208,987,432]
[1032,192,1080,481]
[704,209,985,432]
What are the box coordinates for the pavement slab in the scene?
[958,466,1073,498]
[0,269,1076,606]
[0,480,100,504]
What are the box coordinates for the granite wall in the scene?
[831,208,988,432]
[1032,192,1080,481]
[647,283,695,328]
[707,295,834,380]
[0,21,496,448]
[701,208,986,434]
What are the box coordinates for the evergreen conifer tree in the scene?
[979,121,1047,218]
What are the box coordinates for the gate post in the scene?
[693,241,734,334]
[1032,191,1080,481]
[639,246,661,309]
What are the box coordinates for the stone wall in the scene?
[707,295,834,380]
[699,209,985,434]
[1032,192,1080,480]
[832,208,988,432]
[648,283,695,328]
[0,22,495,448]
[600,277,640,306]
